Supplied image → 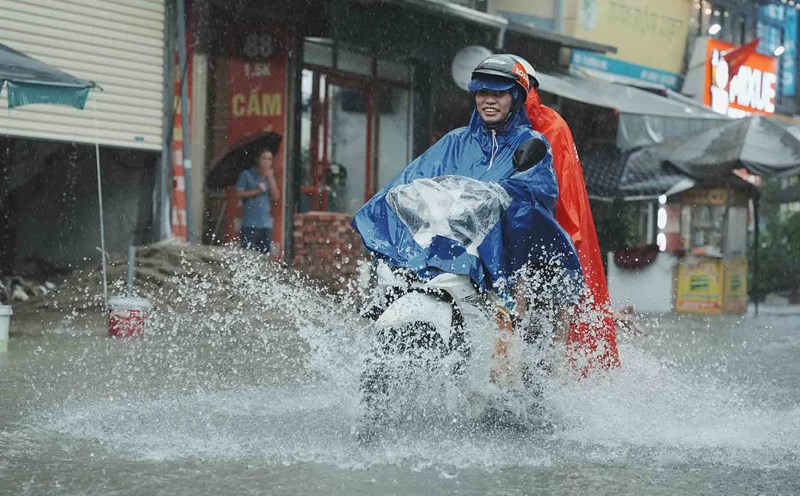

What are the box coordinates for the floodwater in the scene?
[0,260,798,495]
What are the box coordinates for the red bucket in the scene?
[107,296,153,338]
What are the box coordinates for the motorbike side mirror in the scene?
[513,137,547,173]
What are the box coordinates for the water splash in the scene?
[3,250,799,476]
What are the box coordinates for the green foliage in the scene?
[752,211,800,301]
[591,198,640,271]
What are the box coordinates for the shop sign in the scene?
[676,259,723,314]
[227,29,287,144]
[573,0,691,75]
[570,50,681,89]
[223,27,288,253]
[723,257,748,314]
[757,4,797,98]
[782,7,797,98]
[681,187,750,207]
[705,39,778,118]
[680,188,729,206]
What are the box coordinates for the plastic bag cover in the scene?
[386,176,511,256]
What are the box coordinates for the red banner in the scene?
[223,26,288,255]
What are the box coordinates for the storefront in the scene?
[195,1,426,270]
[291,40,416,284]
[297,40,415,216]
[666,186,752,314]
[0,0,165,274]
[191,0,613,284]
[212,24,292,252]
[607,183,754,315]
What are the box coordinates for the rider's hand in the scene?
[257,182,267,192]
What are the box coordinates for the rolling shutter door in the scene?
[0,0,165,150]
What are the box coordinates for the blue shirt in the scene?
[236,168,273,229]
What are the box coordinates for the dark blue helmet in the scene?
[468,54,531,96]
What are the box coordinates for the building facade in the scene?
[0,0,166,275]
[6,0,796,287]
[178,0,611,282]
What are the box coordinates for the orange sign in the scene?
[704,39,778,118]
[226,28,287,144]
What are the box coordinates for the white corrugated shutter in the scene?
[0,0,165,150]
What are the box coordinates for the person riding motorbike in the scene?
[353,54,581,307]
[352,54,583,363]
[509,56,620,375]
[350,56,588,443]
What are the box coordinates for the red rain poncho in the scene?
[525,88,620,374]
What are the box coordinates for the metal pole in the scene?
[283,29,302,260]
[553,0,564,33]
[753,195,760,317]
[157,1,176,241]
[496,24,507,51]
[177,0,195,243]
[126,245,136,295]
[92,92,108,305]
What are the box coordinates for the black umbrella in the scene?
[206,132,282,190]
[623,119,769,315]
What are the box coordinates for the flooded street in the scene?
[0,263,798,495]
[4,0,800,494]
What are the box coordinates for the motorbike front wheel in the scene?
[357,320,466,443]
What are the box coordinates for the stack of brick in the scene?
[292,212,365,289]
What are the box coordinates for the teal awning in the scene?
[0,42,93,109]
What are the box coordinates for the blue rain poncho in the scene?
[352,105,582,297]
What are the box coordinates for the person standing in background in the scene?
[236,148,279,254]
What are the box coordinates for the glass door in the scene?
[299,69,373,215]
[298,45,414,215]
[326,78,370,214]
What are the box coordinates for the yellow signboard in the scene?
[572,0,692,74]
[723,257,748,314]
[680,187,750,207]
[681,188,729,206]
[675,259,723,314]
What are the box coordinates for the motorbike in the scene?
[355,139,562,440]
